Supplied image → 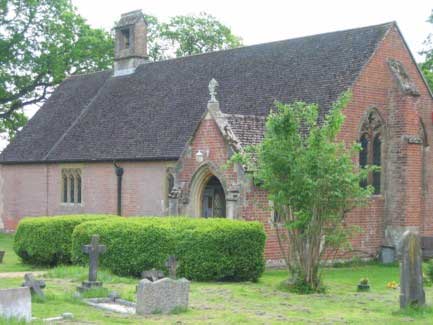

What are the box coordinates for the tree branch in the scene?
[0,84,50,119]
[0,75,49,105]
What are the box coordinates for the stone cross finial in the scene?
[83,235,106,282]
[208,78,219,103]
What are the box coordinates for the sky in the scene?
[72,0,432,61]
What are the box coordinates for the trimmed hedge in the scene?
[14,214,117,266]
[72,217,266,281]
[71,219,175,277]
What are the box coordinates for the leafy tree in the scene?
[0,0,113,139]
[230,92,373,292]
[160,13,242,58]
[144,12,242,61]
[421,10,433,91]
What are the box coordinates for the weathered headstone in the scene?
[165,255,178,279]
[141,268,165,282]
[22,273,45,298]
[136,278,190,315]
[77,235,106,292]
[0,287,31,322]
[0,251,5,263]
[400,231,425,308]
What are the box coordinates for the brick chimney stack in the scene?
[114,10,148,76]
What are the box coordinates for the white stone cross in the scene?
[208,78,219,103]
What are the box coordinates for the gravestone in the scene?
[141,268,165,282]
[400,231,425,308]
[165,255,178,279]
[136,278,190,315]
[0,251,5,263]
[77,235,106,292]
[22,273,45,298]
[0,287,31,322]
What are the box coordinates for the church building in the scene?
[1,10,433,265]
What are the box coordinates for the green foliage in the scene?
[160,13,242,58]
[80,287,109,299]
[425,259,433,283]
[71,217,265,281]
[230,91,373,292]
[420,10,433,91]
[13,214,116,266]
[144,12,242,61]
[175,218,266,281]
[71,218,175,277]
[0,0,113,139]
[280,278,326,294]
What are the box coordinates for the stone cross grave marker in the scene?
[22,273,45,298]
[78,235,106,292]
[141,268,165,282]
[400,231,426,308]
[165,255,177,279]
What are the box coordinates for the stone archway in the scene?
[188,163,227,218]
[201,176,226,218]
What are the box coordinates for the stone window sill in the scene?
[60,203,84,208]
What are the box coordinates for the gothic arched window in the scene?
[61,168,82,205]
[359,109,384,194]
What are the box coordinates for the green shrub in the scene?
[175,219,266,281]
[71,219,175,277]
[72,217,266,281]
[13,214,117,266]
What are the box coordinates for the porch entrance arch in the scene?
[189,164,226,218]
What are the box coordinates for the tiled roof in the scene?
[0,22,393,163]
[225,114,266,147]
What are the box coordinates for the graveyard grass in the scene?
[1,234,433,323]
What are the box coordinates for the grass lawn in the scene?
[0,234,433,324]
[0,233,45,273]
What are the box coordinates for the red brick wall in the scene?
[0,161,173,230]
[175,113,284,262]
[174,25,433,262]
[339,25,433,255]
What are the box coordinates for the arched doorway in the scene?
[201,176,226,218]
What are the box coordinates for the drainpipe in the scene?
[113,161,124,216]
